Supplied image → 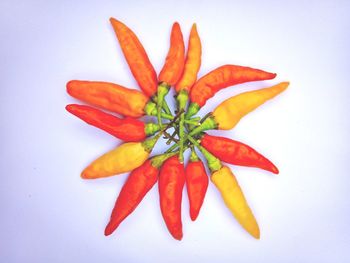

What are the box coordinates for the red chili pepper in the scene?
[185,149,208,221]
[104,152,177,236]
[66,104,159,142]
[110,18,158,97]
[159,155,185,240]
[159,22,185,86]
[200,134,279,174]
[104,159,157,235]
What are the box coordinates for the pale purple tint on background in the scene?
[1,0,350,262]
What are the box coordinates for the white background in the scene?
[1,0,349,262]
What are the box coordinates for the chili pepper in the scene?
[104,152,177,236]
[159,155,185,240]
[159,22,185,86]
[211,166,260,239]
[187,135,259,239]
[66,104,160,142]
[110,18,158,97]
[81,135,159,179]
[189,82,289,134]
[66,80,149,118]
[185,148,208,221]
[175,23,202,93]
[157,22,185,125]
[200,134,278,174]
[186,65,277,118]
[174,23,201,162]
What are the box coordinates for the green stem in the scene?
[144,101,173,120]
[151,151,178,168]
[152,95,172,115]
[166,129,178,145]
[162,130,179,143]
[165,143,179,153]
[177,90,189,163]
[189,115,218,136]
[157,82,170,127]
[189,146,199,162]
[142,132,162,152]
[185,102,200,119]
[187,135,222,172]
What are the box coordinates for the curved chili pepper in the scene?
[157,22,185,125]
[159,22,185,86]
[211,166,260,239]
[186,65,277,118]
[66,80,149,118]
[104,152,177,236]
[175,23,202,93]
[189,82,289,135]
[159,155,185,240]
[185,149,208,221]
[66,104,160,141]
[187,136,259,239]
[110,18,158,97]
[175,23,201,162]
[212,82,289,130]
[81,135,159,179]
[200,134,278,174]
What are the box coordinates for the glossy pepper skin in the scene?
[200,134,278,174]
[110,18,158,97]
[211,166,260,239]
[104,159,158,235]
[186,65,277,118]
[66,80,149,118]
[212,82,289,130]
[159,155,185,240]
[175,23,201,93]
[159,22,185,86]
[185,150,208,221]
[104,152,177,236]
[190,82,289,135]
[81,136,158,179]
[66,104,160,142]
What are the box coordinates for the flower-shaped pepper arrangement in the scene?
[66,18,289,240]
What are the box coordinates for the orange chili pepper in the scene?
[159,22,185,86]
[66,80,149,118]
[110,18,158,97]
[175,23,202,93]
[186,65,277,118]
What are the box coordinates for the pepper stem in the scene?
[157,82,170,127]
[142,133,161,153]
[189,146,199,162]
[189,115,218,136]
[177,90,189,163]
[151,95,172,115]
[185,102,200,119]
[144,101,173,120]
[151,152,178,168]
[187,135,222,172]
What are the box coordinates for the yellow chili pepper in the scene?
[211,166,260,239]
[81,136,159,179]
[213,82,289,130]
[190,82,289,135]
